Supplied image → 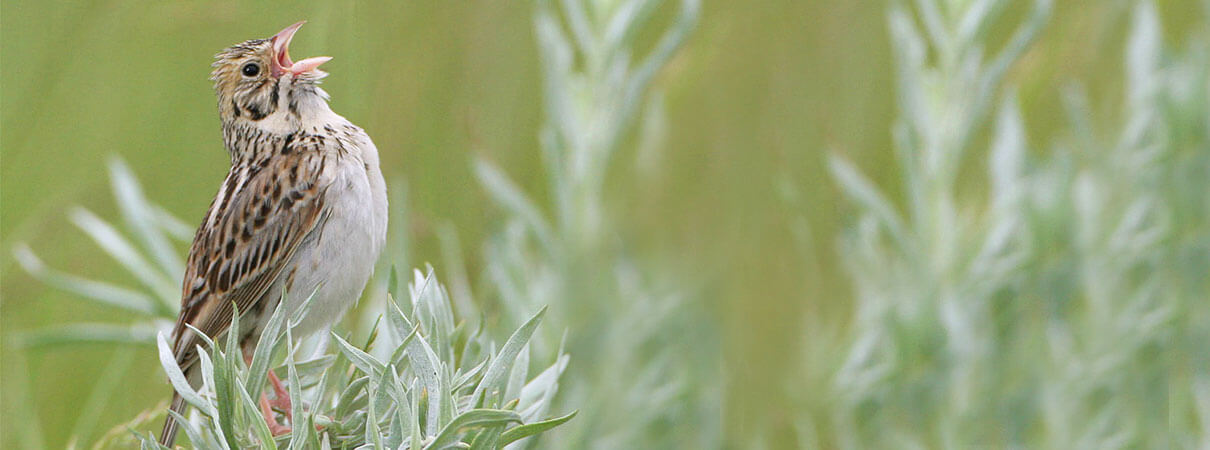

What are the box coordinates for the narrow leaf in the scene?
[331,332,386,376]
[13,244,161,316]
[498,410,578,447]
[472,307,546,408]
[426,410,521,450]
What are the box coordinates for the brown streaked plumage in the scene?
[159,21,387,446]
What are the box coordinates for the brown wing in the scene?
[171,148,333,369]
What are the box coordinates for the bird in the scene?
[158,21,387,447]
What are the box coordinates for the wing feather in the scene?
[171,146,331,369]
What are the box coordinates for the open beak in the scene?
[270,21,332,77]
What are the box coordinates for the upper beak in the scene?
[270,21,332,77]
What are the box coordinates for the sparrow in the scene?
[158,21,387,447]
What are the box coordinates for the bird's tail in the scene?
[158,391,187,447]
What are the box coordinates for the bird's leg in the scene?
[244,350,293,435]
[259,396,293,436]
[266,369,293,418]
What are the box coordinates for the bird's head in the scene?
[211,21,332,125]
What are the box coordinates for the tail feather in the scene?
[158,392,187,447]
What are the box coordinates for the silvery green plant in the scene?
[471,0,720,447]
[827,0,1055,442]
[815,0,1049,447]
[127,268,573,449]
[808,0,1210,448]
[13,158,187,348]
[15,161,575,449]
[12,159,191,449]
[1028,3,1210,447]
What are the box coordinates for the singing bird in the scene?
[159,21,387,446]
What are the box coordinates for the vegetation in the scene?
[17,160,574,448]
[2,0,1207,448]
[800,0,1210,447]
[471,0,719,447]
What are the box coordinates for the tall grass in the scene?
[470,0,721,447]
[801,0,1210,447]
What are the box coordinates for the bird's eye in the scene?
[241,63,261,77]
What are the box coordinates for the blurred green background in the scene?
[2,0,1207,448]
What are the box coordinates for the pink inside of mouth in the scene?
[270,21,328,75]
[276,46,293,69]
[270,21,303,75]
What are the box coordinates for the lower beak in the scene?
[271,21,332,76]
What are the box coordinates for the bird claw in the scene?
[268,421,293,436]
[267,369,293,419]
[256,366,294,435]
[260,394,293,436]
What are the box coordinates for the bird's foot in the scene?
[246,351,293,434]
[260,394,293,436]
[267,369,293,419]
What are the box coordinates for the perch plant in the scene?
[133,267,573,449]
[17,161,575,449]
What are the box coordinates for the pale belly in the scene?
[272,154,388,337]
